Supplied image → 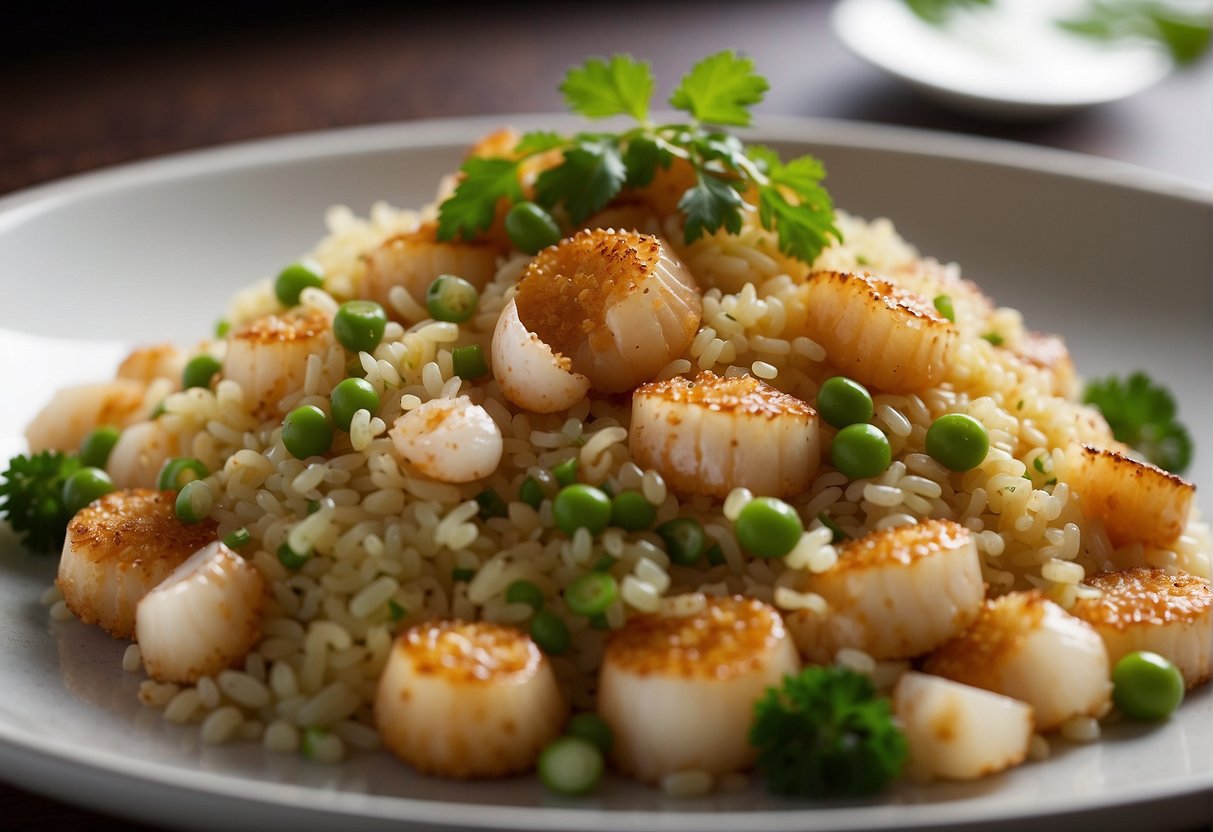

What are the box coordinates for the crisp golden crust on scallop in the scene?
[400,620,541,683]
[516,229,686,360]
[924,592,1047,682]
[813,270,950,325]
[231,310,329,344]
[634,370,816,419]
[66,489,218,564]
[1072,568,1211,630]
[833,518,973,572]
[605,595,787,680]
[1065,443,1195,550]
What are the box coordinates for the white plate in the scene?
[0,116,1210,832]
[831,0,1174,119]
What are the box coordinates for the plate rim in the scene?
[0,114,1210,831]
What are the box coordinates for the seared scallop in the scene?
[512,229,701,394]
[785,519,984,663]
[630,370,821,499]
[223,310,334,419]
[374,620,565,778]
[25,379,149,454]
[801,270,956,394]
[597,594,801,783]
[924,591,1112,732]
[1069,567,1211,689]
[106,419,183,489]
[363,222,500,316]
[57,489,218,639]
[136,541,266,684]
[1064,443,1195,551]
[893,671,1034,781]
[116,343,188,388]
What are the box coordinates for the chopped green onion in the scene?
[156,457,209,491]
[537,736,603,796]
[933,294,955,322]
[222,528,251,549]
[388,599,407,621]
[475,488,508,519]
[817,512,849,544]
[277,541,310,570]
[981,331,1004,346]
[564,572,619,617]
[175,480,213,523]
[552,457,579,487]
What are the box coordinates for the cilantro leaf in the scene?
[750,666,906,798]
[1058,1,1211,65]
[679,172,745,242]
[534,140,627,224]
[904,0,993,25]
[560,55,655,121]
[1083,372,1193,474]
[0,451,83,555]
[514,131,567,155]
[436,157,523,241]
[756,154,840,263]
[669,50,769,126]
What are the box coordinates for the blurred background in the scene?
[2,0,1211,197]
[0,0,1210,828]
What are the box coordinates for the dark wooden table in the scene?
[1,2,1210,829]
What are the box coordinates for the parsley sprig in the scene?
[750,666,907,799]
[437,51,841,264]
[1083,371,1193,474]
[0,451,83,555]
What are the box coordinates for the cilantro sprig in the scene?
[1083,371,1193,474]
[437,51,841,264]
[750,665,907,799]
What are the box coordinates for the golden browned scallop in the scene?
[785,519,984,662]
[629,370,820,499]
[1007,331,1077,398]
[801,270,956,394]
[1070,567,1211,689]
[223,310,333,420]
[25,379,149,454]
[924,591,1111,732]
[363,222,501,318]
[115,344,187,388]
[374,620,565,779]
[597,595,801,783]
[1064,443,1195,551]
[512,229,701,394]
[136,541,265,684]
[57,489,218,639]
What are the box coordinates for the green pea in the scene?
[61,467,114,515]
[518,476,544,509]
[816,376,874,429]
[1112,651,1184,721]
[537,735,602,796]
[505,579,545,611]
[552,457,579,487]
[504,201,562,255]
[735,496,803,559]
[299,726,330,760]
[656,517,707,566]
[475,488,508,519]
[564,572,619,617]
[452,344,488,379]
[933,293,955,322]
[425,274,479,323]
[156,457,209,491]
[182,354,222,390]
[275,261,324,307]
[282,405,333,459]
[982,331,1004,346]
[329,377,380,432]
[277,541,310,570]
[831,423,892,480]
[609,490,657,531]
[175,480,213,523]
[222,528,251,549]
[79,425,120,469]
[333,299,387,354]
[926,413,990,472]
[553,484,612,536]
[530,609,570,655]
[565,713,614,755]
[215,319,231,339]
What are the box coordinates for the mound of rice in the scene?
[55,184,1208,763]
